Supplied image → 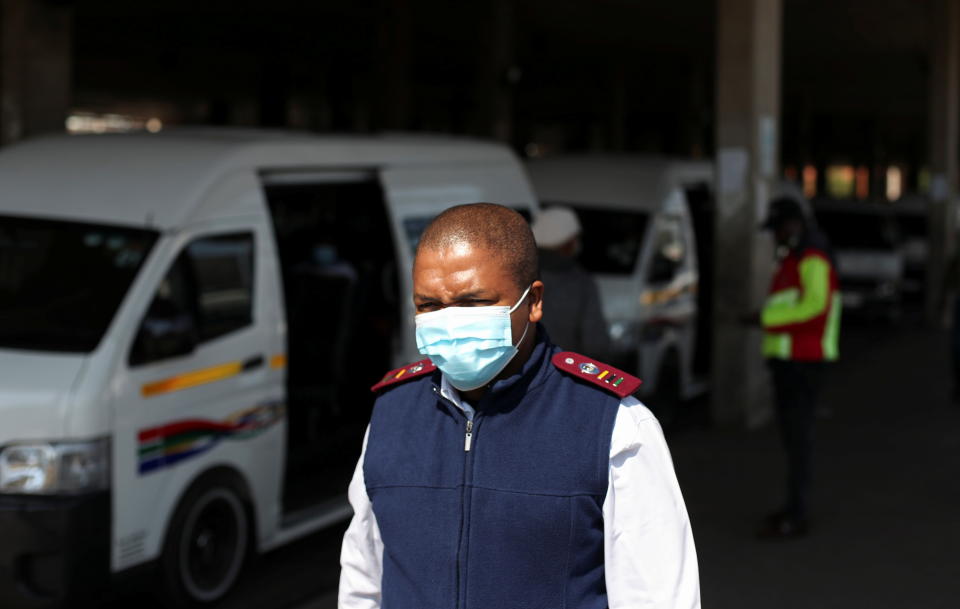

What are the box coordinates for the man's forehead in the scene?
[413,242,517,296]
[415,241,506,268]
[442,241,475,258]
[412,268,500,302]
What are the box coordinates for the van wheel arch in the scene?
[170,466,258,539]
[158,466,257,608]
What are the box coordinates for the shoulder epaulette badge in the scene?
[370,358,437,393]
[551,351,642,398]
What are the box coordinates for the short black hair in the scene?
[416,202,538,290]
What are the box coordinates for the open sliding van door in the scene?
[380,163,538,364]
[260,169,399,529]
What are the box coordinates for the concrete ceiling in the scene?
[71,0,939,163]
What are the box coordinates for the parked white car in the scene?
[813,200,905,320]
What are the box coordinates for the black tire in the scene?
[160,472,251,608]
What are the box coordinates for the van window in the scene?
[648,215,687,284]
[566,206,649,275]
[187,235,255,341]
[129,232,253,366]
[0,215,157,353]
[403,217,432,254]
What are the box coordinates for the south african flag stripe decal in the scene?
[138,402,284,474]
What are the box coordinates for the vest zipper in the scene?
[458,414,480,609]
[432,384,477,608]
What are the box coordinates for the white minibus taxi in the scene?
[0,129,537,608]
[526,156,712,416]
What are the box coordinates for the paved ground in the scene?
[671,323,960,608]
[102,521,347,609]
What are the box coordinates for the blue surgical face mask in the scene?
[415,285,533,391]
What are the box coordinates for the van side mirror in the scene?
[129,298,198,366]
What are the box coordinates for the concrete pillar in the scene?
[712,0,782,426]
[927,0,960,325]
[0,0,72,145]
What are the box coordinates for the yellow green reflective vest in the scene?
[761,246,841,361]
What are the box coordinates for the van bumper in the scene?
[0,492,111,609]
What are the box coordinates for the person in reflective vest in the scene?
[758,196,841,539]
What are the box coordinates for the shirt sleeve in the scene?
[338,427,384,609]
[762,252,832,331]
[603,397,701,609]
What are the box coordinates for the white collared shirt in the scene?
[338,375,701,609]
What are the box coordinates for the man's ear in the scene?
[528,280,544,323]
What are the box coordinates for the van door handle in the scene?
[242,355,265,372]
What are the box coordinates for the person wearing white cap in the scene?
[531,206,611,359]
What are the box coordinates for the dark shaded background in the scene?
[69,0,930,185]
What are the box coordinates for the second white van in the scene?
[527,155,712,412]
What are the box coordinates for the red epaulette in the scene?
[370,358,437,393]
[551,351,642,398]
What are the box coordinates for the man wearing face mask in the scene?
[756,196,841,539]
[339,203,700,609]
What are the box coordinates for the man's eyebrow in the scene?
[413,291,494,302]
[452,291,494,300]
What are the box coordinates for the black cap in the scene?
[761,196,806,230]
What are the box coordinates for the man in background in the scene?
[531,206,611,359]
[757,196,841,539]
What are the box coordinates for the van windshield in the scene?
[569,206,650,275]
[0,215,158,353]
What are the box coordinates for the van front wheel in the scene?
[160,477,250,607]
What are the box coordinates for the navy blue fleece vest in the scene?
[364,331,620,609]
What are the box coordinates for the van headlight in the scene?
[0,438,110,495]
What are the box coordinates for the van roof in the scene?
[526,155,713,212]
[0,129,516,230]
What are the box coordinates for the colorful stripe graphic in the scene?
[141,361,243,397]
[138,402,285,474]
[142,353,287,398]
